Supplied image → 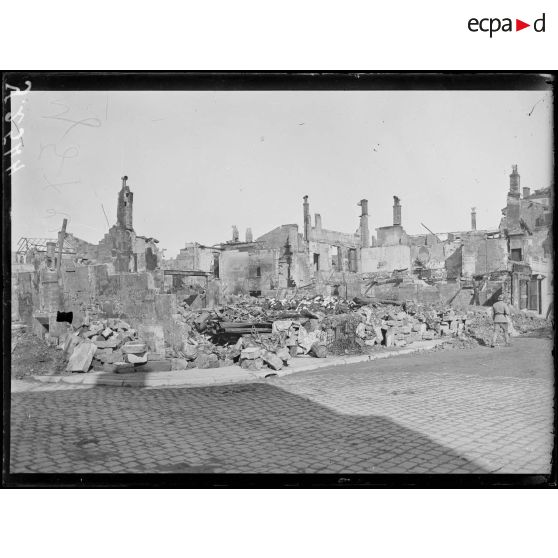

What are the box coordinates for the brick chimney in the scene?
[393,196,401,226]
[509,165,520,197]
[471,207,477,231]
[358,199,370,247]
[303,195,311,241]
[117,175,134,230]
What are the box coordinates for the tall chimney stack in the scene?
[245,228,253,243]
[471,207,477,231]
[393,196,402,226]
[303,195,311,241]
[117,175,134,230]
[509,165,520,197]
[358,199,370,247]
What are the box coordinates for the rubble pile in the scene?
[511,311,551,334]
[170,295,476,370]
[59,318,149,373]
[11,324,68,378]
[464,307,551,345]
[47,294,551,375]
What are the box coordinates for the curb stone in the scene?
[26,340,446,389]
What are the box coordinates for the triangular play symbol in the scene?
[516,19,530,31]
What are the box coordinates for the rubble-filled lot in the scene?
[11,295,551,378]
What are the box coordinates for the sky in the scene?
[10,89,553,258]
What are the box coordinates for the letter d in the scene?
[534,13,545,32]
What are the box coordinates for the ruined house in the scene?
[168,164,552,315]
[13,176,167,340]
[498,166,553,314]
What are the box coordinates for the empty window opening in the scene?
[511,248,522,262]
[313,253,320,271]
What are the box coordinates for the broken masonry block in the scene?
[66,341,97,373]
[275,347,291,363]
[92,338,119,349]
[240,347,262,360]
[122,342,148,354]
[240,357,264,371]
[101,327,113,339]
[309,343,327,358]
[127,352,149,364]
[94,347,114,363]
[181,344,199,361]
[263,351,284,371]
[107,349,123,364]
[63,333,83,357]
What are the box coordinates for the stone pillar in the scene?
[358,199,370,247]
[393,196,401,226]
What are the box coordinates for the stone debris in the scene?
[66,340,97,373]
[56,317,150,373]
[44,293,551,375]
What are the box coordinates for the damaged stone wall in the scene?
[409,239,463,279]
[172,243,216,272]
[376,225,408,246]
[461,233,508,278]
[220,249,279,296]
[361,245,411,273]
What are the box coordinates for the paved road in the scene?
[9,337,554,475]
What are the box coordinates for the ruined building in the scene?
[96,176,160,273]
[13,177,165,339]
[165,165,552,315]
[13,167,552,342]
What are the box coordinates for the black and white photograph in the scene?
[3,73,555,485]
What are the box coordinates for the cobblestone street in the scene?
[9,337,554,475]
